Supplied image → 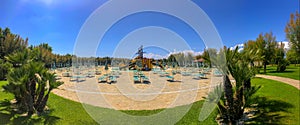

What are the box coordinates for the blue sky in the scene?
[1,0,299,57]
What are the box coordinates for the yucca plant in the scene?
[3,61,63,116]
[206,46,259,124]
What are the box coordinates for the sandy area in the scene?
[52,67,222,110]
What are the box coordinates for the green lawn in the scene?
[0,81,217,125]
[260,65,300,80]
[1,78,299,125]
[249,78,300,124]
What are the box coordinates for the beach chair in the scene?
[98,76,107,83]
[159,71,169,77]
[181,71,191,76]
[86,72,94,78]
[69,76,77,81]
[54,74,62,80]
[152,68,160,74]
[95,70,101,75]
[133,75,140,83]
[109,76,117,83]
[203,68,211,74]
[166,75,174,81]
[192,74,201,79]
[62,72,70,77]
[213,70,223,77]
[199,73,206,78]
[141,75,150,83]
[112,67,121,75]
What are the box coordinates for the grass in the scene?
[249,78,300,124]
[0,81,218,125]
[259,65,300,80]
[1,78,299,124]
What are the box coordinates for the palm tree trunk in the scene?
[223,75,234,123]
[263,61,267,74]
[233,87,244,123]
[34,86,45,110]
[26,80,36,116]
[25,91,34,116]
[244,78,251,90]
[37,90,51,113]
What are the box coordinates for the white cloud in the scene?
[229,41,291,53]
[230,43,244,51]
[143,50,203,59]
[143,53,168,59]
[278,41,290,50]
[169,50,203,56]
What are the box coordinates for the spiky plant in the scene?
[3,61,63,116]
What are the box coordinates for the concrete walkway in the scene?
[256,74,300,90]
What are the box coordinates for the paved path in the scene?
[256,74,300,90]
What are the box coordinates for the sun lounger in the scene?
[54,74,62,80]
[62,72,71,77]
[141,75,150,83]
[95,70,101,75]
[70,75,86,82]
[166,75,174,81]
[213,70,223,77]
[193,73,206,79]
[133,75,141,83]
[181,71,191,76]
[109,76,117,83]
[203,68,211,74]
[159,71,169,77]
[200,73,206,78]
[152,68,161,74]
[86,72,94,78]
[98,76,107,83]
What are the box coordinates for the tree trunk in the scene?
[34,86,45,110]
[223,75,234,123]
[26,91,34,116]
[263,61,267,74]
[37,90,51,113]
[26,80,36,116]
[233,87,244,122]
[244,78,251,90]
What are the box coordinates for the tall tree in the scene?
[274,42,288,71]
[285,11,300,57]
[243,40,262,67]
[256,32,276,74]
[0,27,28,59]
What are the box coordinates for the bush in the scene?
[277,59,289,72]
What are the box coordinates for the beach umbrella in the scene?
[104,59,108,74]
[53,62,56,69]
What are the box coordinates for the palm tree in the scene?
[208,46,259,124]
[255,32,276,74]
[5,49,30,67]
[241,43,261,89]
[3,61,63,116]
[0,27,28,59]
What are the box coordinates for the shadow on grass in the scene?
[0,99,60,125]
[246,97,294,125]
[268,71,294,73]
